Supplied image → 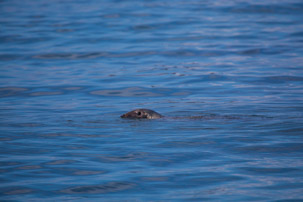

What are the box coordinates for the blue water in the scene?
[1,0,303,201]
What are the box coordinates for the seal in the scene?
[120,109,163,119]
[120,109,265,121]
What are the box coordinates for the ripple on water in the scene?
[258,76,303,84]
[232,143,303,156]
[16,165,42,170]
[29,91,63,96]
[60,182,136,194]
[90,87,189,97]
[50,167,107,176]
[44,160,78,165]
[96,152,149,163]
[40,133,101,138]
[3,187,35,195]
[238,167,301,175]
[0,86,87,98]
[0,87,28,97]
[90,87,162,97]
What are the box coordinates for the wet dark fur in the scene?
[121,109,163,119]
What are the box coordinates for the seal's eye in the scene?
[137,111,141,116]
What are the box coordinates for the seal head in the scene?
[121,109,163,119]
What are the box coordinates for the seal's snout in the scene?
[121,111,137,119]
[121,112,132,118]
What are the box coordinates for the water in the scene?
[1,0,303,201]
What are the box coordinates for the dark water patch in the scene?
[163,49,228,57]
[39,133,101,138]
[0,35,54,45]
[239,48,289,55]
[29,91,63,96]
[8,122,44,128]
[16,165,42,170]
[290,31,303,37]
[187,175,244,186]
[156,139,215,149]
[2,145,51,155]
[72,170,105,176]
[1,187,35,195]
[49,167,106,176]
[60,182,136,194]
[147,152,216,167]
[258,76,303,84]
[31,49,232,60]
[240,48,263,55]
[170,114,247,121]
[135,35,206,43]
[90,88,161,97]
[132,24,157,31]
[61,86,85,91]
[0,54,24,61]
[55,28,74,33]
[0,87,28,98]
[238,167,301,175]
[157,172,245,189]
[0,86,89,98]
[277,127,303,136]
[181,73,229,84]
[0,137,12,141]
[225,3,303,15]
[33,52,105,60]
[258,183,303,190]
[97,152,149,163]
[65,121,117,129]
[44,160,78,165]
[0,161,22,167]
[232,143,303,156]
[139,176,170,182]
[134,173,245,199]
[32,51,158,60]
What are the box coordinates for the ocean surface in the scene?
[1,0,303,201]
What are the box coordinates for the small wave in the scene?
[238,167,300,175]
[44,160,78,165]
[225,3,303,15]
[40,133,100,138]
[32,49,229,60]
[97,152,148,163]
[60,182,135,194]
[33,51,157,60]
[29,91,63,96]
[233,143,303,155]
[51,167,106,176]
[0,87,28,97]
[90,87,162,97]
[16,165,42,170]
[90,87,189,97]
[3,187,34,195]
[258,76,303,84]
